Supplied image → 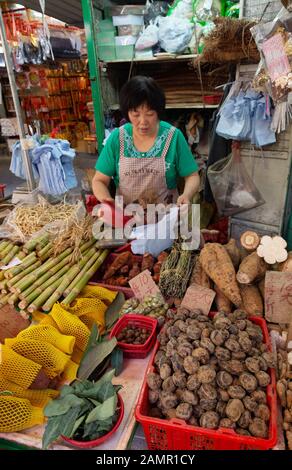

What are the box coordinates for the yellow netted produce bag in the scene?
[31,310,48,323]
[71,346,84,365]
[80,284,117,304]
[0,374,59,408]
[5,339,70,380]
[40,315,59,329]
[61,360,79,382]
[0,345,42,389]
[63,297,106,324]
[51,303,90,351]
[16,325,76,355]
[0,396,44,432]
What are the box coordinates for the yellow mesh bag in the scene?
[71,346,84,365]
[80,284,117,304]
[40,315,59,329]
[16,325,76,355]
[0,374,59,408]
[31,310,48,323]
[61,360,79,383]
[6,339,70,379]
[80,313,105,334]
[0,345,42,389]
[51,303,90,351]
[0,396,44,432]
[63,297,106,324]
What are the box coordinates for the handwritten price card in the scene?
[129,269,161,300]
[262,33,291,81]
[181,284,216,316]
[0,304,30,343]
[265,271,292,324]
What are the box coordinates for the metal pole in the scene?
[0,5,35,191]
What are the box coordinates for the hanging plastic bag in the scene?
[135,22,159,50]
[158,16,193,53]
[207,142,265,216]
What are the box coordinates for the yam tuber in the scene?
[278,252,292,272]
[190,257,211,289]
[214,285,232,313]
[237,252,267,285]
[103,252,132,280]
[224,239,241,269]
[258,278,265,300]
[240,231,260,252]
[199,243,242,307]
[240,285,263,317]
[128,263,140,280]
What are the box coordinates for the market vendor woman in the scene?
[93,76,200,206]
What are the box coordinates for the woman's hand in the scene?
[177,194,191,206]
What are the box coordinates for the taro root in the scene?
[226,399,244,422]
[219,418,236,429]
[160,391,178,409]
[245,357,261,374]
[238,410,252,429]
[216,371,233,389]
[210,329,229,346]
[220,360,244,376]
[249,418,268,438]
[215,346,231,361]
[225,337,241,353]
[181,390,198,406]
[216,400,227,417]
[238,335,252,353]
[258,356,268,372]
[186,325,202,340]
[149,390,159,404]
[192,347,210,364]
[149,407,163,418]
[174,320,187,332]
[200,411,219,429]
[198,383,217,401]
[171,353,185,372]
[200,338,215,354]
[239,372,258,393]
[227,385,246,399]
[214,317,231,330]
[183,356,200,375]
[188,416,199,426]
[172,371,187,389]
[256,371,270,387]
[197,365,216,384]
[243,396,258,413]
[255,404,270,422]
[218,389,230,402]
[160,363,172,380]
[251,389,267,404]
[176,403,192,421]
[187,374,201,391]
[147,373,162,390]
[231,351,246,361]
[236,428,251,436]
[162,377,176,393]
[177,342,193,358]
[262,352,276,369]
[235,319,247,331]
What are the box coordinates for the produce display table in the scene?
[0,355,150,450]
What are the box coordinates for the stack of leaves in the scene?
[42,369,122,449]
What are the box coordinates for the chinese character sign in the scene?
[129,270,161,300]
[181,284,216,316]
[262,33,291,82]
[265,271,292,323]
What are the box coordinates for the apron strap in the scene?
[119,126,125,158]
[161,126,176,159]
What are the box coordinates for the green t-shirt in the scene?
[95,121,198,189]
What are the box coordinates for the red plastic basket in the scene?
[110,314,158,358]
[135,316,277,450]
[62,393,124,449]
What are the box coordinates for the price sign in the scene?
[129,269,161,300]
[181,283,216,316]
[0,304,30,344]
[262,33,291,81]
[265,271,292,324]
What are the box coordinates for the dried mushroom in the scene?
[249,418,268,438]
[162,377,176,393]
[214,317,231,330]
[174,320,187,332]
[231,351,246,361]
[186,325,202,340]
[197,365,216,384]
[147,373,162,390]
[192,347,210,364]
[228,324,239,335]
[225,337,241,353]
[235,319,247,331]
[210,329,229,346]
[187,374,201,391]
[219,418,236,429]
[181,390,198,406]
[177,342,193,358]
[220,360,244,376]
[164,408,177,420]
[198,383,217,401]
[160,363,172,380]
[255,404,270,422]
[215,347,231,361]
[188,416,199,426]
[256,371,270,387]
[238,335,252,353]
[226,399,244,422]
[167,325,181,338]
[262,352,276,369]
[218,389,230,402]
[258,356,268,372]
[172,371,187,389]
[239,372,258,393]
[183,356,200,375]
[200,411,219,429]
[251,389,267,404]
[216,400,227,417]
[236,428,251,436]
[238,410,252,429]
[227,385,246,399]
[149,407,163,418]
[200,338,215,354]
[243,396,258,413]
[233,309,248,320]
[200,399,217,411]
[245,357,260,374]
[160,392,178,409]
[176,403,192,421]
[216,371,233,389]
[171,353,184,372]
[149,390,159,404]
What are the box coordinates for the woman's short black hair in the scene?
[120,75,165,120]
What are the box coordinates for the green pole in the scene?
[81,0,104,154]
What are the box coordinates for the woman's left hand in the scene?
[177,194,191,206]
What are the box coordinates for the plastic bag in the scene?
[158,16,193,53]
[207,142,265,216]
[135,22,159,50]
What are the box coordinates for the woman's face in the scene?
[128,104,158,137]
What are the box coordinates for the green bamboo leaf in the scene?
[85,394,118,424]
[111,348,123,376]
[61,407,82,438]
[81,323,99,363]
[105,292,125,331]
[77,337,117,381]
[42,416,63,449]
[70,414,86,438]
[59,385,74,398]
[44,394,85,417]
[96,382,116,402]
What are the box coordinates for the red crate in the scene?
[135,316,277,450]
[110,314,158,359]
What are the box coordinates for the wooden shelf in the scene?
[102,53,198,64]
[109,102,218,110]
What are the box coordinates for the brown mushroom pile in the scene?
[146,308,275,439]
